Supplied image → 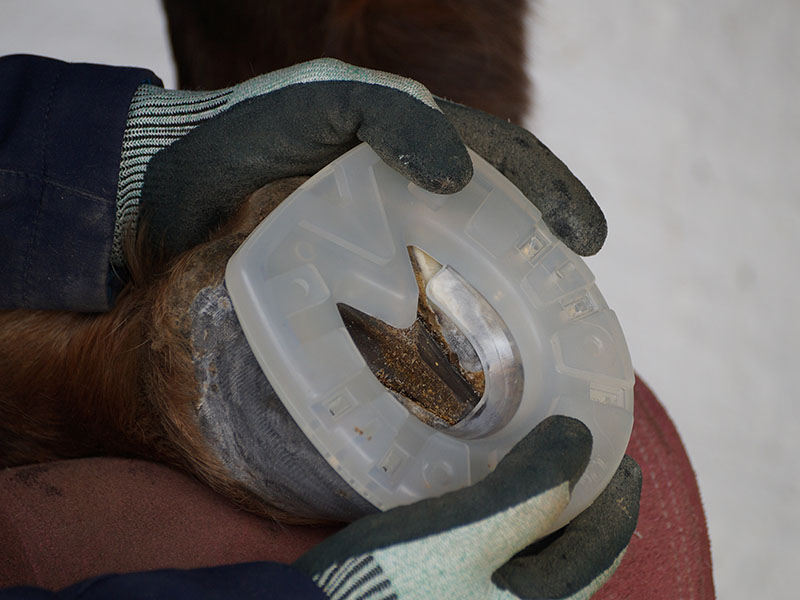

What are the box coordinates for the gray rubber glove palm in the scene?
[294,416,641,600]
[113,58,604,265]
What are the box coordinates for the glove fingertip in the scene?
[537,174,607,256]
[365,118,472,195]
[357,88,474,195]
[566,211,608,257]
[398,144,473,195]
[491,416,593,494]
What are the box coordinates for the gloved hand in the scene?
[112,58,604,266]
[294,416,641,600]
[437,99,607,257]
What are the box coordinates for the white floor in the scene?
[1,1,797,598]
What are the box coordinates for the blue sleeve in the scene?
[0,54,162,311]
[0,562,327,600]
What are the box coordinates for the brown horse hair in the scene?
[161,0,531,123]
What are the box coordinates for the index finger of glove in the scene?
[437,98,607,256]
[295,416,592,576]
[492,455,642,599]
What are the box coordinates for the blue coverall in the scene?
[0,54,326,599]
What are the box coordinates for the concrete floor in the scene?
[1,1,797,598]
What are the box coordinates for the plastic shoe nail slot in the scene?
[226,143,634,533]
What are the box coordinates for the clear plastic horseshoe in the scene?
[226,143,634,533]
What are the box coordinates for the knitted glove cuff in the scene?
[112,83,235,266]
[313,556,395,600]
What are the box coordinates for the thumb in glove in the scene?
[294,416,641,600]
[112,58,471,265]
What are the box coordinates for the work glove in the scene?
[112,58,605,267]
[437,99,606,257]
[294,416,641,600]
